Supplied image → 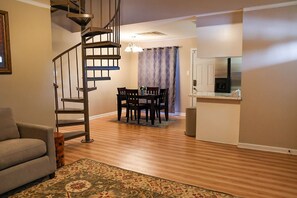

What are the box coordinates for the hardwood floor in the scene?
[62,115,297,198]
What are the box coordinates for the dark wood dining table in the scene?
[117,94,161,125]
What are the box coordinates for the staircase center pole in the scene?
[81,25,94,143]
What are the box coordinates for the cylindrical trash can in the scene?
[185,107,196,137]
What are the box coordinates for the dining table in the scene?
[117,93,161,125]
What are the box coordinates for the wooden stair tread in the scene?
[63,131,86,141]
[86,66,120,71]
[61,97,84,103]
[82,27,112,37]
[84,41,121,49]
[55,108,84,114]
[77,87,97,92]
[86,55,121,60]
[66,13,93,26]
[57,120,85,127]
[87,77,111,81]
[50,0,83,13]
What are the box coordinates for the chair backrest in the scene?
[146,87,159,95]
[126,89,139,105]
[159,88,168,104]
[117,87,126,95]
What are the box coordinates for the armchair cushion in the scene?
[0,108,20,141]
[0,138,46,171]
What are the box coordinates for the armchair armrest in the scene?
[16,122,56,171]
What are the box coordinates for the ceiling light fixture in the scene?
[124,42,143,53]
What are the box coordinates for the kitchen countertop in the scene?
[189,92,242,101]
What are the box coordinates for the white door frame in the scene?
[190,48,198,107]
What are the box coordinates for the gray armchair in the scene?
[0,108,56,194]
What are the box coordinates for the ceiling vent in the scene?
[136,31,166,37]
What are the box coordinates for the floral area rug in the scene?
[11,159,235,198]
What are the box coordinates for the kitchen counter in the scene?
[189,92,241,101]
[190,92,241,145]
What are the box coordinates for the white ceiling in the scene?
[120,0,296,42]
[121,17,197,42]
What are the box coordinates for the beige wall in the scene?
[240,5,297,149]
[196,11,243,27]
[128,38,198,113]
[128,51,138,88]
[196,23,243,57]
[52,23,81,57]
[0,0,55,126]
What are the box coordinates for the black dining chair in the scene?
[126,89,148,124]
[146,87,159,95]
[146,87,159,117]
[156,88,169,122]
[117,87,127,121]
[118,87,126,95]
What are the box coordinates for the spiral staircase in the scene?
[51,0,121,142]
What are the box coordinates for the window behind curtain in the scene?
[138,46,179,113]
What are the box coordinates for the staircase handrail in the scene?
[52,0,121,62]
[104,0,121,30]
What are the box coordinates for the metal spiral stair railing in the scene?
[51,0,121,142]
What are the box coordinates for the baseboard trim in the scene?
[172,112,186,116]
[237,143,297,155]
[89,111,118,120]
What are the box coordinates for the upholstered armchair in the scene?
[0,108,56,194]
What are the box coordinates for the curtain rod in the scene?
[145,46,180,50]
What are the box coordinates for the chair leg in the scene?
[126,108,129,123]
[145,108,148,122]
[118,107,122,121]
[165,108,169,121]
[159,109,161,123]
[137,109,141,124]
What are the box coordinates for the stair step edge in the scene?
[56,109,84,114]
[86,66,120,70]
[87,77,111,81]
[57,120,85,127]
[63,131,87,141]
[67,13,94,18]
[77,87,97,92]
[66,13,93,26]
[86,55,121,60]
[61,98,84,103]
[82,27,112,37]
[84,42,121,48]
